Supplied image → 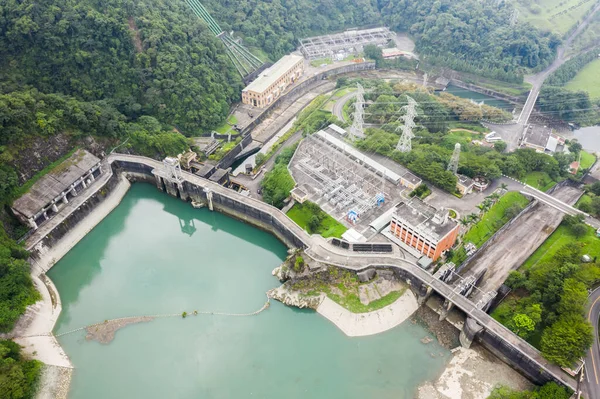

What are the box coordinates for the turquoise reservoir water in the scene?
[49,184,449,398]
[444,84,514,111]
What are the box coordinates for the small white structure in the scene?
[341,228,367,243]
[485,131,503,143]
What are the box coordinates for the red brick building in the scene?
[389,199,459,261]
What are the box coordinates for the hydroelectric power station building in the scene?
[388,198,459,261]
[241,54,304,108]
[12,149,102,230]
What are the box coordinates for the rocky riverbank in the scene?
[268,257,420,336]
[413,306,533,399]
[35,365,73,399]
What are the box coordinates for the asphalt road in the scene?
[332,90,357,123]
[585,287,600,399]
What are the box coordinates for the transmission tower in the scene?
[422,73,428,88]
[395,96,418,153]
[447,143,461,175]
[349,83,366,140]
[185,0,264,78]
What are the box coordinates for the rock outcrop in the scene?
[267,285,323,310]
[271,265,291,282]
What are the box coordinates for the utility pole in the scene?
[395,96,418,153]
[447,143,461,175]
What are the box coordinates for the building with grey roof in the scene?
[12,149,102,230]
[521,125,562,153]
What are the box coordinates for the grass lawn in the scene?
[520,224,600,271]
[515,0,596,35]
[322,101,335,112]
[581,151,597,170]
[463,192,530,248]
[310,58,333,67]
[287,202,347,238]
[298,270,408,313]
[447,122,489,133]
[576,193,593,209]
[333,87,356,98]
[523,171,558,192]
[444,130,480,147]
[214,114,238,134]
[326,286,407,313]
[565,59,600,100]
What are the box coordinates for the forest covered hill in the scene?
[0,0,242,133]
[204,0,560,81]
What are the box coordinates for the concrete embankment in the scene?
[19,155,577,395]
[12,171,132,398]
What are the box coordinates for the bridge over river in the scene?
[106,152,577,391]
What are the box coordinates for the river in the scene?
[48,183,449,398]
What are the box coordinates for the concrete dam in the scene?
[29,153,577,391]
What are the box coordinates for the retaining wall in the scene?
[215,133,253,170]
[477,328,563,386]
[240,62,376,136]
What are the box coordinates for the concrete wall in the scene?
[29,172,120,258]
[477,327,565,386]
[216,133,254,170]
[111,160,307,249]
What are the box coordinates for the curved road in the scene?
[586,287,600,399]
[333,90,357,123]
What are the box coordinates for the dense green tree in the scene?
[541,314,593,367]
[363,44,382,61]
[0,340,42,399]
[379,0,559,81]
[487,382,570,399]
[0,0,242,132]
[538,87,593,123]
[557,279,588,316]
[261,164,295,209]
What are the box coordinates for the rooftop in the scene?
[457,174,474,187]
[12,149,100,219]
[325,124,347,136]
[209,168,229,183]
[315,129,402,184]
[291,186,308,198]
[402,171,422,185]
[393,198,457,242]
[524,125,552,149]
[243,54,304,94]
